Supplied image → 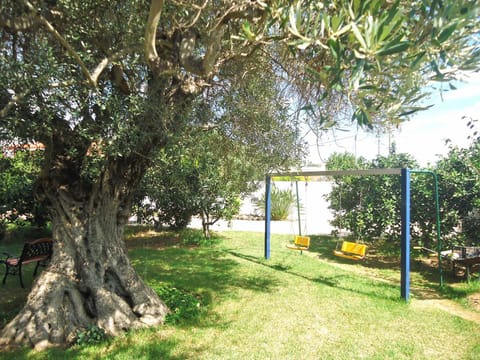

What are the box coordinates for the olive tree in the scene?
[0,0,479,348]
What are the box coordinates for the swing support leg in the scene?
[296,181,302,236]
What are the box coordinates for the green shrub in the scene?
[151,283,203,325]
[2,222,51,242]
[75,325,108,346]
[0,220,6,241]
[254,185,297,220]
[462,209,480,246]
[180,228,220,247]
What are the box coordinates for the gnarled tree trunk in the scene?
[0,157,168,350]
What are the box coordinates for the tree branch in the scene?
[145,0,164,71]
[183,0,208,28]
[178,30,201,74]
[179,26,225,76]
[216,3,264,26]
[91,39,174,86]
[0,13,38,30]
[0,91,28,118]
[202,27,225,75]
[91,45,142,84]
[21,0,96,87]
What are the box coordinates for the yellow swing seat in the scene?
[287,235,311,252]
[333,241,367,261]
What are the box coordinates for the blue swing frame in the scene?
[264,168,442,302]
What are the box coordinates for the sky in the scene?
[307,72,480,167]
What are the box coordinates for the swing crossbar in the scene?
[334,241,367,261]
[287,236,310,252]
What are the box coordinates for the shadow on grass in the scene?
[306,235,338,260]
[307,235,400,278]
[308,234,391,263]
[308,234,479,302]
[100,338,184,360]
[1,239,281,358]
[309,235,401,268]
[65,333,187,360]
[0,263,43,326]
[130,245,280,307]
[16,333,184,360]
[227,250,400,301]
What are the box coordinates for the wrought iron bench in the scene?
[1,238,53,288]
[450,246,480,282]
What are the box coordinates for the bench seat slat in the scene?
[16,255,50,265]
[5,258,19,266]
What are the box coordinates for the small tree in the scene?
[137,135,247,238]
[137,125,300,238]
[326,151,421,243]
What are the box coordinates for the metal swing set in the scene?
[332,184,368,261]
[286,180,310,254]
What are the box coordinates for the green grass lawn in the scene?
[1,229,480,359]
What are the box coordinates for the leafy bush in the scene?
[326,151,419,243]
[0,151,47,228]
[75,325,108,346]
[2,222,51,242]
[157,202,195,230]
[255,185,296,220]
[462,209,480,246]
[180,228,219,247]
[0,220,6,241]
[151,283,203,325]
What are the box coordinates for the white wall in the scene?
[189,180,336,235]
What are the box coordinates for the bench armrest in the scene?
[2,251,15,259]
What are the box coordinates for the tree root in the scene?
[0,269,168,350]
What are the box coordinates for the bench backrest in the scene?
[453,246,480,259]
[340,241,367,256]
[19,238,53,262]
[294,235,310,248]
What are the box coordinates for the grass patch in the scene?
[1,229,480,359]
[1,222,51,243]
